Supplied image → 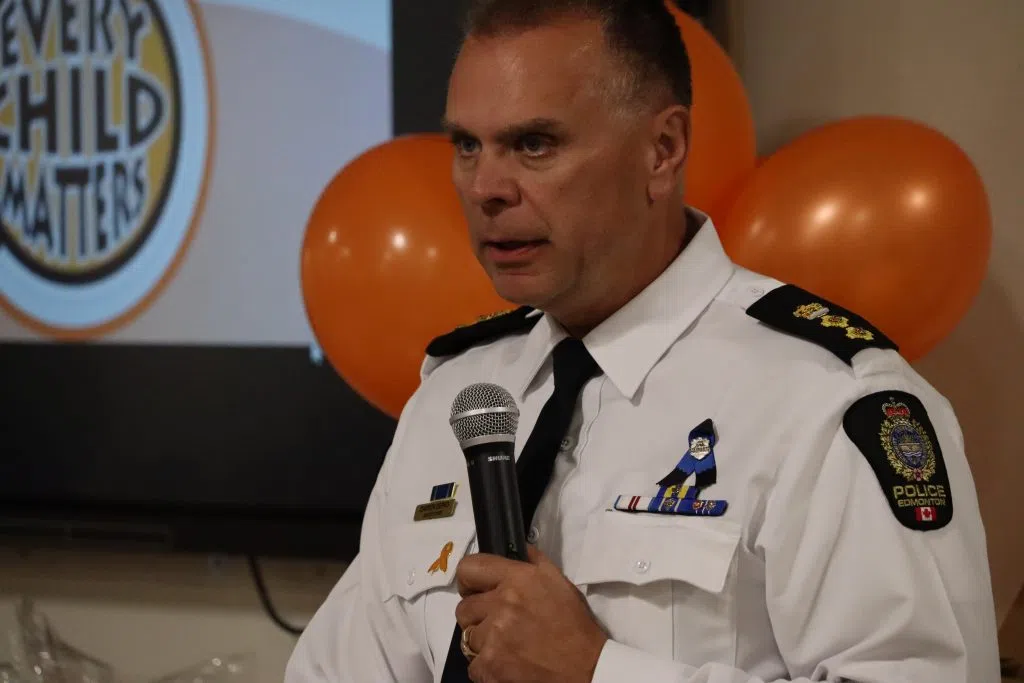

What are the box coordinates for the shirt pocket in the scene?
[383,519,477,672]
[571,510,741,665]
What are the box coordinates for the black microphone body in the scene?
[463,442,529,561]
[449,382,529,563]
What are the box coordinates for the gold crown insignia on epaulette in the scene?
[426,305,539,358]
[746,284,898,365]
[456,308,516,329]
[793,302,876,341]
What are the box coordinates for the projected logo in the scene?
[0,0,212,337]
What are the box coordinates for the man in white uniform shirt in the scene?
[285,0,1000,681]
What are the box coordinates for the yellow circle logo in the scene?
[0,0,212,337]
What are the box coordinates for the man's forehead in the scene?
[457,15,609,66]
[445,21,613,133]
[443,96,591,142]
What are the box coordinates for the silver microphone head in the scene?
[449,382,520,449]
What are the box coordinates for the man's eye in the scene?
[452,136,479,156]
[517,134,553,157]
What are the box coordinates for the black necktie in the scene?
[440,337,601,682]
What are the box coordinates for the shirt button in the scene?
[406,570,416,585]
[527,526,540,543]
[749,286,765,297]
[634,559,650,574]
[559,436,575,452]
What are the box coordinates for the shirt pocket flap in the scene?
[572,510,741,594]
[384,520,477,601]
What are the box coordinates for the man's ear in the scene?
[647,104,691,202]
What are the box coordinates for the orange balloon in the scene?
[664,4,757,220]
[719,116,991,362]
[301,134,510,418]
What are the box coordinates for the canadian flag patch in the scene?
[915,506,937,522]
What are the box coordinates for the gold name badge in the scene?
[413,498,457,522]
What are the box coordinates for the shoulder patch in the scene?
[843,390,952,531]
[746,284,897,364]
[425,306,539,358]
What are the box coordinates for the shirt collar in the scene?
[507,210,736,402]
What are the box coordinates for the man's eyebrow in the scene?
[440,117,568,143]
[440,117,471,137]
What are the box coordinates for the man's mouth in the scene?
[482,239,548,263]
[486,239,547,251]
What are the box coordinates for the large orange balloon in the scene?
[719,116,991,362]
[301,134,510,418]
[664,4,757,219]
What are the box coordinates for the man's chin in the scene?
[489,272,553,310]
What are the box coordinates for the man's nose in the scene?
[466,154,519,215]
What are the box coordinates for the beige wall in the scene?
[726,0,1024,631]
[0,0,1021,678]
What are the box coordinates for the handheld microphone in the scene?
[449,383,529,561]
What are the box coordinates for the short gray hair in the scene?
[462,0,693,109]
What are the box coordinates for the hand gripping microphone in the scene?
[449,383,529,561]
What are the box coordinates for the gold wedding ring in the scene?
[460,624,479,660]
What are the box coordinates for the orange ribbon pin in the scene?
[428,541,455,574]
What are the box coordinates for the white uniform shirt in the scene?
[285,215,1001,683]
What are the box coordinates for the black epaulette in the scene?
[746,284,898,365]
[425,306,540,357]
